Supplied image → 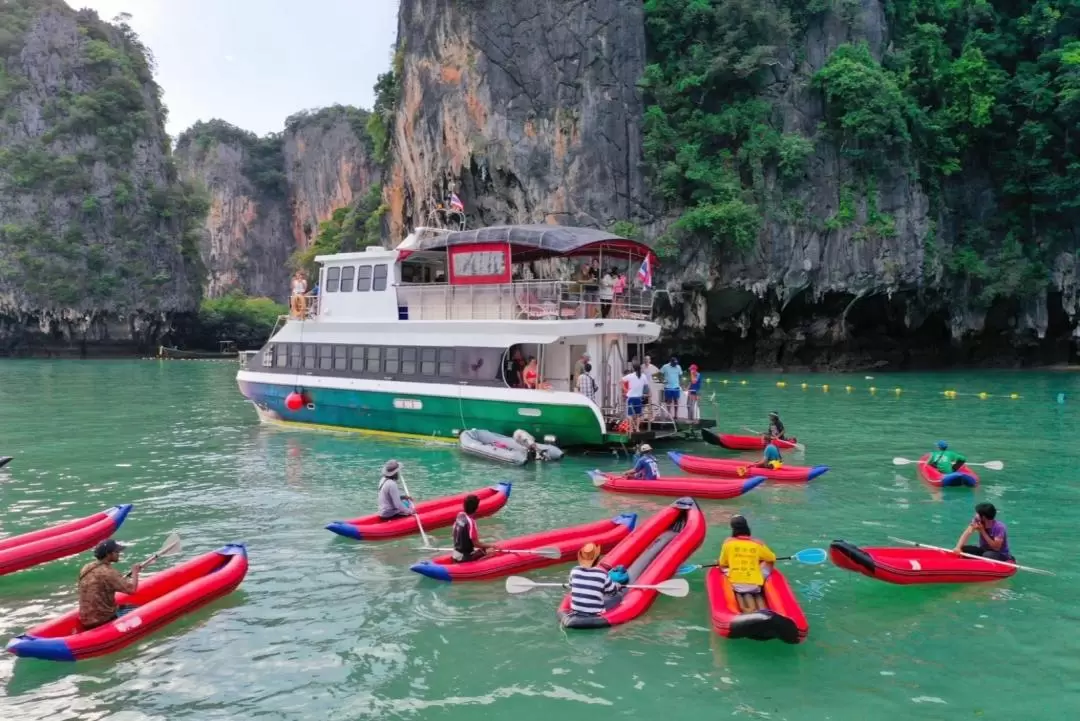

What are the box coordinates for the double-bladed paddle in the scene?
[418,546,563,559]
[744,426,806,452]
[676,547,827,576]
[504,575,690,597]
[887,536,1053,576]
[892,457,1004,470]
[125,532,182,578]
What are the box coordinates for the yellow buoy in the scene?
[822,384,830,392]
[1010,393,1020,399]
[705,378,712,384]
[777,381,786,388]
[978,392,988,400]
[801,383,808,390]
[869,386,877,393]
[894,387,902,395]
[740,380,747,386]
[845,385,853,392]
[722,379,728,385]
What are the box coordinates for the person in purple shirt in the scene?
[953,502,1012,561]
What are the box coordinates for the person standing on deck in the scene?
[599,268,616,318]
[573,352,590,384]
[290,272,308,318]
[641,355,660,420]
[659,357,683,420]
[522,357,540,389]
[576,362,598,402]
[687,364,702,419]
[621,363,649,433]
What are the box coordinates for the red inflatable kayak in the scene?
[705,566,808,643]
[558,497,706,628]
[668,451,828,482]
[702,429,799,451]
[917,454,979,487]
[326,482,511,540]
[410,513,637,582]
[829,540,1017,584]
[587,470,766,499]
[0,504,133,577]
[6,544,248,661]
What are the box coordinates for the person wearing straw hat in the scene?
[567,542,624,616]
[376,460,414,520]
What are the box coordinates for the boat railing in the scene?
[396,281,658,322]
[276,295,321,326]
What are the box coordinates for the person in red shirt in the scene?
[522,357,539,389]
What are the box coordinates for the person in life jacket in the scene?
[451,494,490,563]
[625,444,659,479]
[751,434,783,470]
[929,440,966,473]
[718,515,777,612]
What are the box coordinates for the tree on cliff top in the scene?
[175,119,287,198]
[289,184,386,277]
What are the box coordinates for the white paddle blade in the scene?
[505,576,539,594]
[892,457,916,465]
[158,533,182,557]
[981,460,1004,470]
[650,578,690,597]
[587,470,608,487]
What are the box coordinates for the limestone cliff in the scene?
[386,0,648,239]
[0,1,205,355]
[386,0,1080,368]
[175,106,380,302]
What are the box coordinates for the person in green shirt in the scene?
[929,440,966,473]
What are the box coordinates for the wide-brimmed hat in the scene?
[383,459,401,477]
[639,443,653,453]
[577,542,602,567]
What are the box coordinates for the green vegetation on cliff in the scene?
[290,184,386,276]
[642,0,1080,301]
[175,119,287,197]
[189,292,286,350]
[0,2,206,311]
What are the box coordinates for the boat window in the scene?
[365,346,382,373]
[438,348,455,377]
[276,343,289,368]
[318,344,333,370]
[340,266,355,293]
[420,347,437,375]
[289,344,302,368]
[303,344,317,369]
[373,264,388,291]
[356,265,372,292]
[262,344,275,368]
[350,346,365,372]
[333,345,348,371]
[383,347,400,374]
[401,347,417,375]
[326,267,341,293]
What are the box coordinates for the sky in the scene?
[73,0,400,138]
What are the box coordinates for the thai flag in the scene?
[637,254,653,288]
[449,192,464,212]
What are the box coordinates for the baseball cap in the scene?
[94,539,125,559]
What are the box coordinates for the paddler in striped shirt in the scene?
[566,542,624,616]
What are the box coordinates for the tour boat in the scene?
[237,225,714,447]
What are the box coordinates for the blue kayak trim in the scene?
[742,475,768,493]
[410,560,453,582]
[493,480,512,499]
[667,451,683,464]
[106,503,134,529]
[613,512,638,532]
[807,466,830,481]
[5,635,76,662]
[218,543,248,558]
[940,471,978,487]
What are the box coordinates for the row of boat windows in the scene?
[263,343,458,377]
[324,264,389,293]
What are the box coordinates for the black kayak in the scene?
[0,456,11,469]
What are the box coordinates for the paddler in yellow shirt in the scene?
[718,515,777,612]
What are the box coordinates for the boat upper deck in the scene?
[301,225,662,325]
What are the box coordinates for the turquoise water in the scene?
[1,360,1078,720]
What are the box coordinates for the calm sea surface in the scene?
[1,360,1078,720]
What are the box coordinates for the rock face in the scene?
[386,0,648,240]
[386,0,1080,368]
[175,107,380,302]
[0,1,205,355]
